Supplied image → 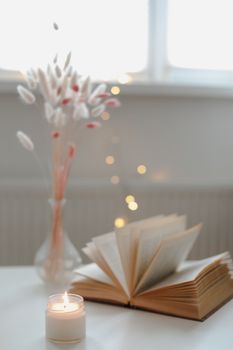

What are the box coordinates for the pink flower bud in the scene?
[97,92,111,98]
[85,122,101,129]
[57,86,62,95]
[72,84,79,92]
[105,98,121,108]
[68,143,76,158]
[52,131,60,139]
[62,98,71,105]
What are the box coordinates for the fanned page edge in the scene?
[138,252,231,294]
[82,243,115,280]
[134,224,202,294]
[70,273,129,305]
[81,215,178,296]
[130,290,233,321]
[132,215,187,291]
[115,214,178,294]
[72,250,233,320]
[74,263,115,285]
[92,232,130,297]
[130,251,233,321]
[82,239,127,293]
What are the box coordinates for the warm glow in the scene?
[128,201,138,211]
[63,291,69,307]
[111,176,120,184]
[101,112,110,121]
[125,195,135,204]
[111,86,121,95]
[50,292,79,312]
[137,165,147,175]
[105,155,115,165]
[114,217,126,228]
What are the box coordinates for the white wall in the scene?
[1,92,233,265]
[1,93,233,186]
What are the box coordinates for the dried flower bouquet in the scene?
[16,52,120,284]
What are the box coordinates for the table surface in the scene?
[1,267,233,350]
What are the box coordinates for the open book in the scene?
[71,214,233,320]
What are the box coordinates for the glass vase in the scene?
[34,198,82,288]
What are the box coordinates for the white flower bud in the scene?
[17,131,34,151]
[54,108,67,127]
[53,22,59,30]
[89,83,106,105]
[80,76,91,99]
[55,65,62,78]
[37,68,51,101]
[44,102,54,123]
[64,52,72,70]
[17,85,36,104]
[75,103,89,119]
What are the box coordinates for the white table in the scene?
[0,266,233,350]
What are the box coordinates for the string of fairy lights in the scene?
[101,84,147,229]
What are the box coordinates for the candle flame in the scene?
[63,291,69,308]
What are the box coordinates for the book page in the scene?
[83,242,111,274]
[134,215,187,287]
[115,225,142,294]
[115,215,174,293]
[141,253,229,293]
[93,232,129,296]
[135,224,202,294]
[82,246,94,261]
[75,263,114,285]
[82,241,127,291]
[82,243,101,263]
[71,274,129,305]
[122,215,167,230]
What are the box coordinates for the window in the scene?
[166,0,233,87]
[0,0,148,81]
[1,0,233,91]
[167,0,233,71]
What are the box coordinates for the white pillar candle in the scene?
[46,292,86,343]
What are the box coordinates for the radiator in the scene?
[0,182,233,265]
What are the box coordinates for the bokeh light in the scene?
[105,155,115,165]
[111,86,121,95]
[137,164,147,175]
[101,112,111,121]
[111,176,120,184]
[125,195,135,204]
[114,217,126,228]
[128,202,138,211]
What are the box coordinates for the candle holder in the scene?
[46,293,86,343]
